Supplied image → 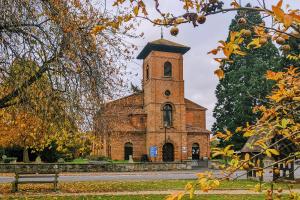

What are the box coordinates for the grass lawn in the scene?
[66,158,90,164]
[110,160,129,163]
[218,179,299,190]
[65,158,129,164]
[0,179,299,194]
[3,195,292,200]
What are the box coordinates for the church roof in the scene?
[137,38,190,59]
[186,125,211,134]
[240,135,262,153]
[185,98,207,111]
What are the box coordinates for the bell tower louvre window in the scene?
[146,65,149,80]
[164,61,172,77]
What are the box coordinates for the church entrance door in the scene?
[162,143,174,162]
[192,143,200,160]
[124,142,133,160]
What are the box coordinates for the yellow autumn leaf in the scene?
[235,126,243,132]
[247,38,261,49]
[281,118,289,128]
[133,6,139,16]
[243,130,254,137]
[212,152,224,158]
[256,169,263,177]
[185,182,193,191]
[235,50,247,56]
[293,97,300,101]
[244,153,250,161]
[265,148,280,157]
[91,25,105,34]
[196,173,205,179]
[189,187,195,199]
[212,180,220,187]
[224,144,233,152]
[253,183,262,192]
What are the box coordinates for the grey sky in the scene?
[119,0,300,130]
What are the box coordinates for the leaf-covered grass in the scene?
[2,195,291,200]
[0,179,298,194]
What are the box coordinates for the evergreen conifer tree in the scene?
[212,4,281,150]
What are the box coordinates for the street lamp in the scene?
[164,122,168,144]
[163,122,168,162]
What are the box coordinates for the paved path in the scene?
[1,165,299,183]
[0,170,249,183]
[2,189,300,198]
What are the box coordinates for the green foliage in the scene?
[212,4,281,150]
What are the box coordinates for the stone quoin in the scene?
[93,39,210,162]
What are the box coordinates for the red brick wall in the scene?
[187,133,210,159]
[186,109,206,129]
[110,132,146,161]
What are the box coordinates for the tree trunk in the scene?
[23,148,29,163]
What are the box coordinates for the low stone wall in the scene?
[0,162,192,173]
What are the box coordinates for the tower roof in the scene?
[136,38,190,59]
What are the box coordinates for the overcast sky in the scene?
[117,0,300,130]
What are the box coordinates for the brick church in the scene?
[93,38,210,162]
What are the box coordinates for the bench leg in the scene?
[54,182,57,192]
[12,182,18,192]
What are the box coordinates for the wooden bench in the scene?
[12,171,59,192]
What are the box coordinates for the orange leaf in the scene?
[214,58,228,63]
[208,49,219,55]
[272,5,285,22]
[276,0,283,8]
[283,14,293,28]
[214,69,224,79]
[290,13,300,23]
[230,1,240,8]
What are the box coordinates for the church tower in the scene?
[137,39,191,161]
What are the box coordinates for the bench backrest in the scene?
[16,172,58,175]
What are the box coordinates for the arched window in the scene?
[124,142,133,160]
[163,104,172,127]
[192,143,200,160]
[164,62,172,77]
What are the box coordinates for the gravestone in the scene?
[35,156,42,163]
[57,158,65,163]
[128,155,134,163]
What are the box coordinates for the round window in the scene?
[165,90,171,96]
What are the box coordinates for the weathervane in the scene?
[161,26,164,39]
